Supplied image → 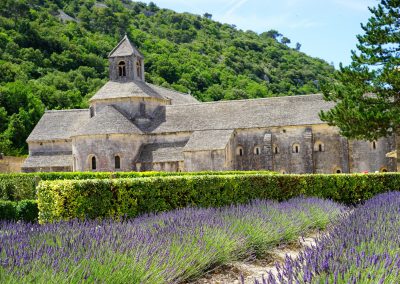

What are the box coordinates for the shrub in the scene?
[0,200,38,221]
[16,200,39,222]
[37,173,400,223]
[0,175,37,201]
[0,200,17,220]
[0,170,275,201]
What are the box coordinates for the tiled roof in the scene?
[108,35,143,58]
[22,154,72,169]
[137,141,187,163]
[74,105,142,136]
[89,80,166,101]
[27,94,334,144]
[27,109,90,142]
[147,83,199,105]
[184,130,234,151]
[151,94,334,133]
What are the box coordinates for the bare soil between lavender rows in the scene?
[188,232,320,284]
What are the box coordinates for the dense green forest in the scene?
[0,0,335,155]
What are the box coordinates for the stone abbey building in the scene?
[22,36,396,173]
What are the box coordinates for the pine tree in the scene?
[320,0,400,167]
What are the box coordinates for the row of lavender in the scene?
[257,191,400,283]
[0,197,344,283]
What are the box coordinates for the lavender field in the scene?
[0,197,344,283]
[259,192,400,284]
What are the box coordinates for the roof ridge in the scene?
[45,109,88,113]
[108,35,130,57]
[147,83,190,96]
[151,124,327,135]
[165,93,323,108]
[72,104,143,136]
[108,35,144,58]
[107,105,136,124]
[89,80,166,102]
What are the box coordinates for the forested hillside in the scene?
[0,0,335,155]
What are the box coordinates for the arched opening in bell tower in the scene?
[136,60,142,79]
[118,61,126,77]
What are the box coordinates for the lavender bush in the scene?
[260,192,400,284]
[0,197,344,283]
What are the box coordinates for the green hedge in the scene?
[37,173,400,223]
[0,200,38,222]
[0,171,274,201]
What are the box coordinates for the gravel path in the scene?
[189,233,319,284]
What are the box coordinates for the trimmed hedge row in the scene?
[0,200,38,222]
[37,173,400,223]
[0,171,275,201]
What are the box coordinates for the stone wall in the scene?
[312,125,349,174]
[0,156,25,173]
[22,166,71,173]
[109,55,144,82]
[72,134,142,171]
[109,56,135,82]
[231,125,396,173]
[349,137,396,172]
[25,125,396,174]
[234,127,315,173]
[137,161,183,172]
[184,149,232,172]
[29,140,72,155]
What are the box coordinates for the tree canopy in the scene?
[0,0,335,155]
[320,0,400,141]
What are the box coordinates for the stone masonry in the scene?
[22,36,397,173]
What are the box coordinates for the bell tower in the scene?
[108,35,145,82]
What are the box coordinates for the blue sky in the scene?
[140,0,378,68]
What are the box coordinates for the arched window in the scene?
[254,146,260,155]
[115,155,121,169]
[91,156,97,170]
[292,143,300,153]
[118,61,126,77]
[136,60,141,78]
[333,167,342,174]
[89,106,94,118]
[236,146,244,156]
[314,141,325,152]
[380,167,388,172]
[274,146,279,154]
[372,141,377,150]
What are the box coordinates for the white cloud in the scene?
[223,0,251,17]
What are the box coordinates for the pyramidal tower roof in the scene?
[108,35,143,58]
